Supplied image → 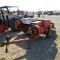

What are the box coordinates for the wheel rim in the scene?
[30,25,40,37]
[31,28,38,36]
[15,20,20,29]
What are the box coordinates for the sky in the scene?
[0,0,60,11]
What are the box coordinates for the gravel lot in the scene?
[0,15,60,60]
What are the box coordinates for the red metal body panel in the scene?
[39,27,44,34]
[42,20,51,27]
[41,20,51,32]
[0,25,8,32]
[0,25,5,32]
[36,19,52,32]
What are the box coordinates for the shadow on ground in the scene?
[0,30,19,42]
[14,30,58,60]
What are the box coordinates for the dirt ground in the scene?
[0,15,60,60]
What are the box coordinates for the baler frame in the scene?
[0,19,55,53]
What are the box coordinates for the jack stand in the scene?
[5,35,10,53]
[27,40,30,49]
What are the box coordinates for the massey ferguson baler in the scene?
[0,18,55,53]
[18,18,54,38]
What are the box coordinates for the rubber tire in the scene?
[46,29,52,38]
[30,25,40,37]
[10,17,21,31]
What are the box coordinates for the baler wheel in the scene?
[30,25,40,37]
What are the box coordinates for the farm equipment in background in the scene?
[0,18,55,53]
[0,6,24,32]
[37,11,42,17]
[0,18,8,32]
